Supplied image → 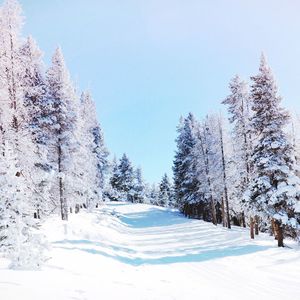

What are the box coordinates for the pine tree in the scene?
[0,0,46,268]
[133,167,146,203]
[244,54,300,246]
[173,113,200,212]
[19,36,52,218]
[91,112,109,197]
[110,154,134,202]
[46,47,78,220]
[19,36,48,144]
[148,184,159,206]
[107,156,120,201]
[158,174,172,207]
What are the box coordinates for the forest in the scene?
[0,0,299,275]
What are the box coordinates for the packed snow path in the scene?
[1,202,300,300]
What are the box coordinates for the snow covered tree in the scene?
[91,116,109,197]
[19,36,48,144]
[106,156,120,201]
[0,0,47,268]
[216,116,231,228]
[110,154,134,202]
[158,174,172,207]
[0,142,46,269]
[0,0,25,144]
[199,114,232,227]
[244,54,300,246]
[222,75,252,227]
[173,113,224,224]
[132,167,146,203]
[194,117,219,224]
[148,184,159,206]
[46,47,78,220]
[19,36,53,218]
[70,91,101,210]
[173,113,200,211]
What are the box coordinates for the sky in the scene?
[20,0,300,183]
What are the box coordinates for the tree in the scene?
[91,110,109,198]
[0,142,46,269]
[244,54,300,247]
[19,36,53,218]
[0,0,46,268]
[133,167,146,203]
[158,174,172,207]
[173,113,200,211]
[222,75,252,227]
[148,184,159,206]
[107,156,120,201]
[70,91,101,210]
[217,116,231,228]
[195,116,219,225]
[110,154,134,202]
[46,47,78,220]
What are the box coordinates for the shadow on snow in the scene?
[118,208,189,228]
[53,204,270,266]
[53,240,269,266]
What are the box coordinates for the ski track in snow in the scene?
[1,202,300,300]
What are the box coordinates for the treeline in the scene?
[0,0,109,268]
[104,154,174,207]
[173,55,300,247]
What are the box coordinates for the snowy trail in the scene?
[1,202,300,300]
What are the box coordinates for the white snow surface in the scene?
[1,202,300,300]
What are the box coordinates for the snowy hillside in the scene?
[1,202,300,300]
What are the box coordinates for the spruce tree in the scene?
[133,167,146,203]
[108,156,120,201]
[110,154,134,202]
[158,174,172,207]
[148,184,159,206]
[245,55,300,246]
[173,113,200,211]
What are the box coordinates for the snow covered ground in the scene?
[1,202,300,300]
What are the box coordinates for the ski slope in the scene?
[1,202,300,300]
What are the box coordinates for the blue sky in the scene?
[21,0,300,183]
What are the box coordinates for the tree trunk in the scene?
[255,215,259,235]
[58,141,68,221]
[224,188,231,229]
[250,217,254,239]
[198,125,216,225]
[218,120,231,229]
[271,219,277,239]
[274,220,284,247]
[211,196,217,225]
[221,197,226,227]
[241,211,246,228]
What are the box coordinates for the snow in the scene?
[1,202,300,300]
